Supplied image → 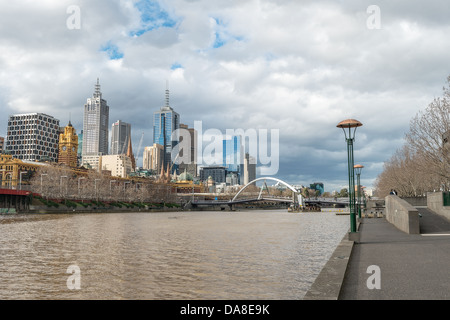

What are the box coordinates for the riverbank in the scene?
[303,218,360,299]
[304,207,450,300]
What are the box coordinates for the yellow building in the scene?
[58,121,79,168]
[0,154,45,188]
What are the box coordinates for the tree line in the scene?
[28,165,177,204]
[374,76,450,197]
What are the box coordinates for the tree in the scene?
[339,188,348,197]
[405,76,450,190]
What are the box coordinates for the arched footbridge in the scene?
[189,177,348,209]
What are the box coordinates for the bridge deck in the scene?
[191,197,348,206]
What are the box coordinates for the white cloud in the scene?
[0,0,449,191]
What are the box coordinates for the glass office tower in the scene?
[222,135,242,182]
[153,87,179,172]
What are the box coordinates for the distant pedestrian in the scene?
[389,189,397,195]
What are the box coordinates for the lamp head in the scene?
[354,164,364,175]
[337,119,363,140]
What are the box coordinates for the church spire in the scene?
[126,135,136,170]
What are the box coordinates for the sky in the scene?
[1,0,449,193]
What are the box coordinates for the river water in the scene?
[0,209,349,300]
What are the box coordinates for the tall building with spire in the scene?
[81,78,109,170]
[153,84,179,173]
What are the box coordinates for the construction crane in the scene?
[134,131,145,166]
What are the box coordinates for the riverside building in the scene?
[58,121,79,168]
[5,113,60,162]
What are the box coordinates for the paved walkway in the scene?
[338,208,450,300]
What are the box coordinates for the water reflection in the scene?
[0,210,349,299]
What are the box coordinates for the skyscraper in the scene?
[243,153,256,185]
[0,137,4,154]
[6,113,60,162]
[110,120,131,155]
[178,123,198,177]
[82,78,109,169]
[153,85,179,173]
[223,135,242,175]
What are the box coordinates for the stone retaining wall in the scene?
[385,195,420,234]
[427,191,450,221]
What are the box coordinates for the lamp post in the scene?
[94,179,101,202]
[19,171,27,190]
[354,164,364,219]
[0,169,5,188]
[337,119,363,234]
[110,180,116,201]
[60,176,68,197]
[40,173,48,197]
[123,181,130,201]
[78,177,86,199]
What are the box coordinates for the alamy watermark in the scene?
[171,120,280,176]
[366,5,381,30]
[66,5,81,30]
[366,265,381,289]
[67,265,81,290]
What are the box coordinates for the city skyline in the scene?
[1,1,450,192]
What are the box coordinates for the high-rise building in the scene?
[111,120,131,155]
[5,113,60,162]
[0,137,4,154]
[82,78,109,169]
[178,123,198,177]
[243,153,256,185]
[223,135,242,183]
[142,143,164,174]
[310,182,324,196]
[58,121,79,168]
[77,130,83,166]
[200,166,227,184]
[153,86,179,173]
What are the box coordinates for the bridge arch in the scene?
[232,177,299,202]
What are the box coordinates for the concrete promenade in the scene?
[304,207,450,300]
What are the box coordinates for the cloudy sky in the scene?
[1,0,449,192]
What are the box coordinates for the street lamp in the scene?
[337,119,363,234]
[19,171,28,190]
[354,164,364,219]
[109,180,116,201]
[78,177,86,198]
[40,173,48,196]
[0,169,6,188]
[123,181,130,201]
[94,179,101,202]
[60,176,68,197]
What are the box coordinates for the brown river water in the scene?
[0,209,349,299]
